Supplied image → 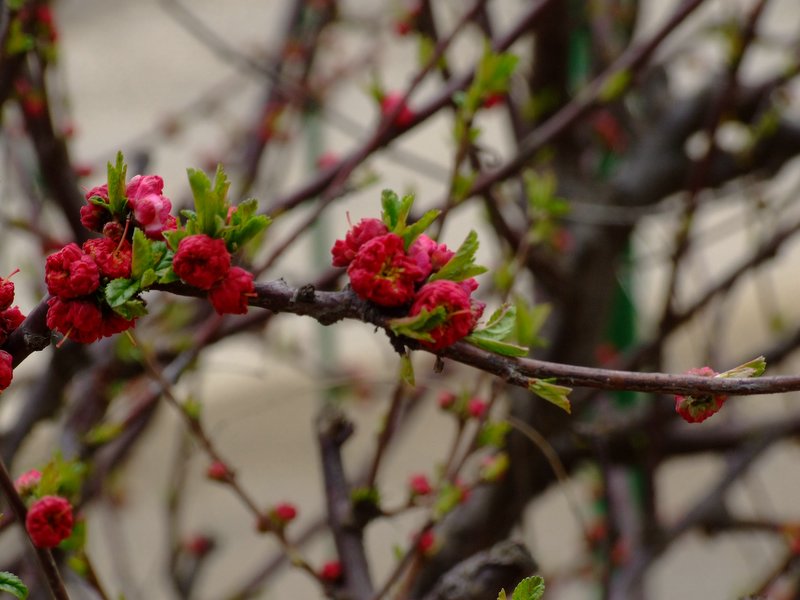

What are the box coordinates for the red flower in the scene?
[381,93,415,128]
[127,175,173,238]
[272,502,298,523]
[408,474,433,497]
[25,496,74,548]
[101,311,136,338]
[0,350,12,392]
[14,469,41,496]
[674,366,728,423]
[46,297,104,344]
[347,233,426,306]
[0,271,16,311]
[417,529,436,555]
[208,267,254,315]
[80,184,110,232]
[83,238,132,279]
[45,243,100,299]
[0,306,25,345]
[408,280,480,350]
[331,218,389,267]
[102,221,125,243]
[438,391,456,410]
[183,534,214,557]
[172,235,231,290]
[319,560,343,582]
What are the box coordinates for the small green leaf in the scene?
[84,422,124,447]
[429,230,487,282]
[400,352,415,387]
[0,571,28,600]
[474,305,516,340]
[106,152,128,216]
[388,306,448,343]
[36,454,87,500]
[140,269,157,288]
[401,209,441,248]
[433,482,463,519]
[512,575,545,600]
[104,278,141,308]
[599,69,631,102]
[111,299,147,320]
[131,229,152,281]
[717,356,766,379]
[163,229,189,252]
[381,189,402,229]
[187,166,229,237]
[465,334,529,357]
[514,297,550,348]
[498,590,507,600]
[477,420,511,448]
[529,378,572,414]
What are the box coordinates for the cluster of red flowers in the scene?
[674,366,728,423]
[14,469,75,549]
[0,271,25,393]
[331,218,483,350]
[172,234,255,314]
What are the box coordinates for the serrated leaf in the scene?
[230,214,271,250]
[512,575,545,600]
[429,230,487,282]
[465,334,529,357]
[104,278,141,308]
[474,304,516,340]
[187,167,227,236]
[498,590,507,600]
[0,571,28,600]
[717,356,766,379]
[529,378,571,414]
[131,229,152,281]
[140,269,157,288]
[400,352,415,387]
[231,198,258,223]
[162,229,189,252]
[111,299,147,320]
[388,306,448,342]
[514,297,550,348]
[401,209,440,248]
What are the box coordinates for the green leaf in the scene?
[477,420,511,448]
[717,356,766,379]
[104,278,141,308]
[388,306,448,343]
[529,378,572,414]
[512,576,545,600]
[106,152,128,216]
[140,269,157,288]
[401,209,440,248]
[162,228,189,252]
[400,352,415,387]
[84,422,124,447]
[0,571,28,600]
[433,482,463,519]
[474,304,516,340]
[498,590,507,600]
[599,69,632,102]
[37,454,87,500]
[187,166,229,237]
[514,297,550,348]
[111,299,147,320]
[465,334,529,357]
[381,189,402,229]
[429,230,487,282]
[131,229,152,281]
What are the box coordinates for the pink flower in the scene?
[14,469,41,496]
[409,474,433,497]
[347,233,426,306]
[331,218,389,267]
[83,238,132,279]
[319,560,343,582]
[381,92,415,128]
[25,496,74,548]
[208,267,254,315]
[80,184,110,232]
[674,367,728,423]
[46,297,104,344]
[126,175,173,238]
[0,350,12,392]
[408,280,481,350]
[45,243,100,299]
[172,235,231,290]
[408,234,454,278]
[417,529,436,555]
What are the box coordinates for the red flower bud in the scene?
[438,391,456,410]
[206,460,232,482]
[331,218,389,268]
[381,93,415,128]
[25,496,74,548]
[46,297,104,344]
[272,502,298,523]
[172,235,231,290]
[14,469,41,497]
[0,270,17,311]
[408,474,433,497]
[409,280,481,350]
[467,397,488,419]
[319,560,343,582]
[674,367,727,423]
[0,350,12,392]
[83,238,132,279]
